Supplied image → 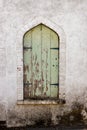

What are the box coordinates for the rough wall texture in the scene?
[0,0,87,127]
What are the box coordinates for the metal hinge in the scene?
[23,46,32,50]
[50,48,59,50]
[50,83,59,86]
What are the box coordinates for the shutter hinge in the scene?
[50,83,59,86]
[50,48,59,50]
[23,46,32,50]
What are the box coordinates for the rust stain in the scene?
[24,74,27,82]
[24,65,29,72]
[36,69,39,73]
[26,65,29,72]
[42,72,44,82]
[24,86,29,99]
[38,86,42,92]
[44,92,46,96]
[29,85,32,96]
[46,86,48,91]
[35,55,37,61]
[34,80,38,95]
[37,62,39,66]
[34,86,37,93]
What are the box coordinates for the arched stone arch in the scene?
[17,17,66,101]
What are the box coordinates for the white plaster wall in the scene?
[0,0,87,126]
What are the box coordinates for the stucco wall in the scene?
[0,0,87,127]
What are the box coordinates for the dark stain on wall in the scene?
[27,111,52,127]
[5,101,87,127]
[57,102,84,126]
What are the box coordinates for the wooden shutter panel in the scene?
[23,24,59,99]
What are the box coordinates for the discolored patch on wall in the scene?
[7,106,26,127]
[0,103,6,121]
[6,101,87,127]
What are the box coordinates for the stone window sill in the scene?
[17,99,65,105]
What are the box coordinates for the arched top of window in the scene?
[23,23,59,38]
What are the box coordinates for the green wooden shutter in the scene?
[23,24,59,99]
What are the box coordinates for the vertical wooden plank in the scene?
[23,30,32,98]
[32,25,42,97]
[42,25,51,97]
[50,31,59,98]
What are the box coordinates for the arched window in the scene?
[23,24,59,100]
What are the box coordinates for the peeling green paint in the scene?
[23,24,59,99]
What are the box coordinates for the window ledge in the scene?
[17,99,65,105]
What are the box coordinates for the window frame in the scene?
[16,17,66,102]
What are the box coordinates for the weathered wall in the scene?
[0,0,87,127]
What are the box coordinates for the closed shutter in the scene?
[23,24,59,99]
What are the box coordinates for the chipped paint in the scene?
[23,24,59,99]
